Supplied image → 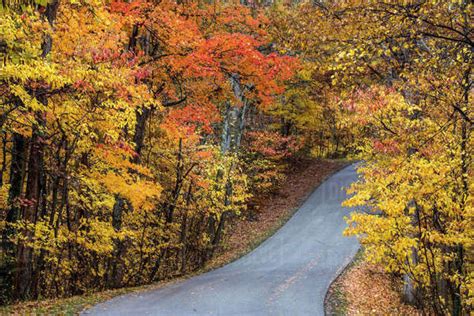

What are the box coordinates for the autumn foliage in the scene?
[0,0,472,314]
[271,1,473,314]
[0,0,297,302]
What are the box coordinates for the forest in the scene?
[0,0,472,315]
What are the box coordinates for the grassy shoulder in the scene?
[2,158,347,315]
[325,249,421,315]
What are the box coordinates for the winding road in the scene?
[84,164,360,316]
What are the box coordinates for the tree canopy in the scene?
[0,0,472,314]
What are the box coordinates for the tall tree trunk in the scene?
[1,133,25,303]
[106,22,144,288]
[3,133,25,251]
[15,114,45,299]
[108,196,125,288]
[14,0,60,299]
[0,133,7,186]
[180,182,193,273]
[451,64,470,316]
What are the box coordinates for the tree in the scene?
[270,0,473,313]
[0,0,296,302]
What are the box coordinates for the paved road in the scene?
[84,164,360,316]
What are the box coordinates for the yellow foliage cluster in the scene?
[271,0,473,313]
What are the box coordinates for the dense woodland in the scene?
[0,0,472,314]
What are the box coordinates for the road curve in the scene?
[84,164,360,316]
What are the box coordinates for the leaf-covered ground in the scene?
[325,250,421,315]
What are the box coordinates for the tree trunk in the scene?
[221,74,249,154]
[13,0,60,300]
[180,182,193,274]
[0,133,7,186]
[1,133,26,303]
[132,108,151,163]
[4,133,25,251]
[108,196,125,288]
[15,115,45,299]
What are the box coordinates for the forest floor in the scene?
[2,158,346,315]
[325,249,422,315]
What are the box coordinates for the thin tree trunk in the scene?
[15,115,44,299]
[0,133,7,186]
[180,182,193,273]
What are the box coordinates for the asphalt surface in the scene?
[84,164,360,316]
